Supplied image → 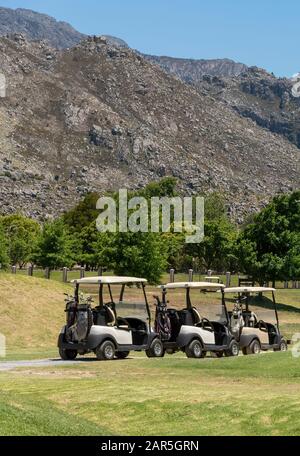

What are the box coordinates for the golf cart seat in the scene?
[192,307,202,325]
[177,307,201,326]
[93,304,116,327]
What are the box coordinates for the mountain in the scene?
[0,7,130,50]
[144,55,247,81]
[0,6,246,78]
[192,67,300,149]
[0,34,298,222]
[0,7,85,48]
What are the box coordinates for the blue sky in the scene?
[0,0,299,76]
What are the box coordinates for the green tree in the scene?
[63,192,100,233]
[33,220,75,270]
[184,219,238,272]
[0,225,9,268]
[99,232,167,284]
[141,177,178,198]
[183,193,238,272]
[238,191,300,284]
[204,192,227,221]
[73,222,111,270]
[0,214,40,267]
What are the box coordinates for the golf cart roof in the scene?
[160,282,225,290]
[224,287,276,294]
[71,276,147,285]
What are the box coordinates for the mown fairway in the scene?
[1,352,300,436]
[0,273,300,436]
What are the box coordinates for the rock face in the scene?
[145,55,248,81]
[0,7,129,51]
[0,7,85,49]
[193,67,300,150]
[0,34,298,222]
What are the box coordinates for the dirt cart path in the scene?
[0,359,82,371]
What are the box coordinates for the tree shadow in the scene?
[226,296,300,314]
[250,296,300,314]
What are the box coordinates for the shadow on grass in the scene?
[50,357,135,363]
[252,297,300,314]
[226,296,300,314]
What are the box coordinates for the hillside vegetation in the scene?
[0,274,69,350]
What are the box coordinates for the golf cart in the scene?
[155,282,239,359]
[58,276,164,361]
[224,287,287,355]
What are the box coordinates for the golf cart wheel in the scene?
[146,338,165,358]
[274,339,288,352]
[225,340,239,357]
[59,347,78,360]
[95,340,116,361]
[247,339,261,355]
[116,351,130,359]
[185,339,203,359]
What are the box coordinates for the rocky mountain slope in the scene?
[0,7,85,48]
[193,67,300,149]
[0,6,247,78]
[0,6,129,51]
[0,34,298,222]
[3,8,298,152]
[145,55,247,81]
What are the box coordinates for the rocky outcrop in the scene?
[0,7,128,50]
[196,67,300,149]
[145,55,247,81]
[0,7,85,48]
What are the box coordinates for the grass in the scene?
[0,273,300,354]
[0,352,300,436]
[0,273,300,436]
[0,273,70,351]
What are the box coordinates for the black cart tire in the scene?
[225,340,239,357]
[185,339,203,359]
[59,347,78,360]
[274,339,288,352]
[247,339,261,355]
[95,340,116,361]
[116,351,130,359]
[146,339,165,358]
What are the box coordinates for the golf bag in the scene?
[65,300,93,343]
[230,302,245,341]
[154,296,172,342]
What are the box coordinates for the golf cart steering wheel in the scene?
[258,320,268,332]
[201,318,214,332]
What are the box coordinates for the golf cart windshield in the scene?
[224,290,278,326]
[73,280,149,321]
[115,302,149,320]
[190,289,228,324]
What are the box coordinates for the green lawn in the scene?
[1,273,300,436]
[0,352,300,436]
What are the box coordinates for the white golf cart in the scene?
[58,276,164,361]
[155,282,239,358]
[224,287,288,355]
